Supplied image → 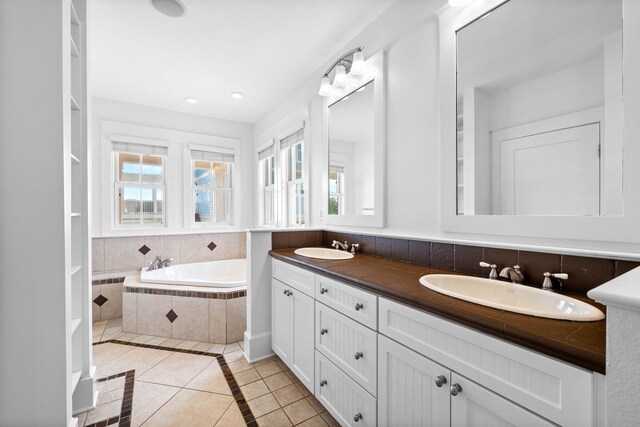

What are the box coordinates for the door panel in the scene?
[290,289,315,391]
[272,279,291,364]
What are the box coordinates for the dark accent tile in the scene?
[615,260,640,277]
[166,309,178,323]
[138,245,150,255]
[390,238,410,262]
[271,232,289,249]
[483,247,518,271]
[303,230,324,247]
[93,294,108,307]
[207,242,217,251]
[408,240,430,266]
[562,255,615,294]
[375,237,391,258]
[454,245,483,276]
[287,232,306,248]
[518,251,561,286]
[430,242,454,270]
[360,235,376,255]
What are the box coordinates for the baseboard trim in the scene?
[243,331,274,363]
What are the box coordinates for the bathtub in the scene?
[140,259,246,288]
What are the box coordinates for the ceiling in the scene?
[89,0,399,124]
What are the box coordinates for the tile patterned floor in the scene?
[79,319,339,427]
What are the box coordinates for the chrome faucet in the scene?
[158,257,173,268]
[479,261,498,280]
[499,265,525,283]
[351,243,360,254]
[147,256,173,271]
[332,240,349,251]
[542,272,568,291]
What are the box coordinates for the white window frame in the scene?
[279,125,307,228]
[257,139,277,227]
[328,163,346,215]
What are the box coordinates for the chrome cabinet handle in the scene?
[355,303,364,311]
[354,352,363,360]
[288,290,293,296]
[450,383,462,396]
[353,413,363,422]
[320,288,328,294]
[320,328,328,335]
[283,289,288,295]
[320,379,327,387]
[435,375,447,387]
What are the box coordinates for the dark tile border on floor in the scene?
[93,339,257,426]
[84,369,135,427]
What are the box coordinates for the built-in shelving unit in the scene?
[65,0,95,422]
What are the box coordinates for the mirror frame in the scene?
[439,0,640,243]
[323,50,386,228]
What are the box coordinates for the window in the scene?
[191,147,234,225]
[280,128,305,227]
[329,165,345,215]
[113,142,167,227]
[258,143,276,226]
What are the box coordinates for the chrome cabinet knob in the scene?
[355,303,364,311]
[353,413,363,422]
[320,379,327,387]
[435,375,447,388]
[354,352,364,360]
[450,383,462,396]
[320,288,328,294]
[320,328,328,335]
[288,290,293,296]
[283,289,288,295]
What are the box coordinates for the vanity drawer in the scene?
[315,351,377,427]
[272,259,315,297]
[316,302,377,396]
[315,274,378,329]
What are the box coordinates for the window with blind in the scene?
[280,128,305,227]
[191,147,234,225]
[258,143,276,226]
[329,165,345,215]
[113,142,167,227]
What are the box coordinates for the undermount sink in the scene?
[294,247,354,260]
[419,274,605,321]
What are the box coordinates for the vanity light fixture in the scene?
[230,91,244,99]
[318,46,366,97]
[448,0,474,7]
[185,97,198,104]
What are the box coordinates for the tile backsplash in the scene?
[93,232,247,274]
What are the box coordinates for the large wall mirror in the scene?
[440,0,640,243]
[323,51,385,228]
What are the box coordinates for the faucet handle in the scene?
[542,272,568,290]
[351,243,360,254]
[479,261,498,280]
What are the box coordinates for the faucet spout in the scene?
[332,240,349,251]
[499,265,525,284]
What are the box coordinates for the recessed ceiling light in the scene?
[151,0,186,18]
[185,97,198,104]
[230,92,244,99]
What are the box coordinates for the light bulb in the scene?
[448,0,474,7]
[333,64,347,87]
[349,50,366,76]
[185,97,198,104]
[318,75,332,97]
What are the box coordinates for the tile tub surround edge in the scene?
[270,248,606,374]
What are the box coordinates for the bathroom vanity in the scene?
[270,250,605,427]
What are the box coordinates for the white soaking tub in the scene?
[140,259,246,288]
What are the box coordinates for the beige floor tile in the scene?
[130,380,180,427]
[256,361,283,378]
[240,379,270,400]
[282,398,318,425]
[106,317,122,327]
[192,341,215,352]
[273,383,305,407]
[142,388,233,427]
[131,335,155,344]
[116,332,139,342]
[264,371,293,392]
[223,350,245,363]
[145,336,169,346]
[92,334,102,344]
[100,332,120,342]
[297,414,329,427]
[228,357,253,374]
[137,352,214,387]
[103,325,123,335]
[214,401,245,427]
[238,340,245,350]
[253,356,276,367]
[97,377,125,393]
[84,399,121,425]
[294,381,312,398]
[256,408,293,427]
[93,343,135,367]
[95,387,123,405]
[283,369,299,382]
[208,344,226,354]
[276,359,288,370]
[185,360,232,395]
[234,368,261,386]
[320,411,340,427]
[176,340,199,350]
[75,411,88,427]
[306,395,325,413]
[248,393,281,418]
[158,338,183,348]
[97,347,171,378]
[223,342,241,353]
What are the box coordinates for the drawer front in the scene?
[315,274,378,329]
[315,351,377,427]
[379,298,593,427]
[272,259,315,297]
[316,302,377,396]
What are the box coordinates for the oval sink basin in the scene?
[419,274,604,321]
[294,247,354,260]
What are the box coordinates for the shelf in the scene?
[70,153,80,164]
[70,212,81,217]
[70,265,81,276]
[71,318,82,335]
[70,37,79,57]
[70,96,80,111]
[71,370,81,392]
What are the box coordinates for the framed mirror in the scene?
[323,51,385,228]
[439,0,640,242]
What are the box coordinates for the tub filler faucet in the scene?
[147,256,173,271]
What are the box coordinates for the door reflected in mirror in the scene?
[328,81,375,216]
[456,0,623,216]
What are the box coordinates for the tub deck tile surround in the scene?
[270,248,607,374]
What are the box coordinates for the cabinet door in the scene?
[378,334,451,427]
[450,373,555,427]
[290,288,315,391]
[272,279,291,364]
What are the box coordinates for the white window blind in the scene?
[280,127,304,149]
[191,150,235,163]
[330,165,345,174]
[112,141,168,156]
[258,145,275,160]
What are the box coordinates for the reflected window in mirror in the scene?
[455,0,623,216]
[329,165,345,215]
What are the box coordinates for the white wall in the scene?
[252,0,640,256]
[91,97,254,236]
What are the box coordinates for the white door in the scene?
[378,335,451,427]
[450,373,555,427]
[272,279,291,364]
[290,289,315,391]
[495,123,600,215]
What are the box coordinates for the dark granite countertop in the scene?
[270,248,606,374]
